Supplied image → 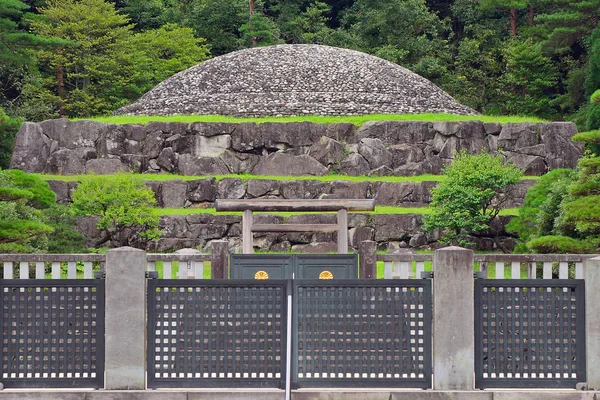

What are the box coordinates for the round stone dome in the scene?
[115,44,476,117]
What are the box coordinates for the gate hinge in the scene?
[474,271,487,279]
[146,271,159,279]
[93,271,106,279]
[420,271,433,279]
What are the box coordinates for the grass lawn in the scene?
[155,206,520,217]
[85,112,546,126]
[37,172,539,184]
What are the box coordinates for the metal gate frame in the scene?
[475,279,586,389]
[0,279,105,389]
[147,279,289,389]
[292,279,432,388]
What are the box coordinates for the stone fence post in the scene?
[358,240,377,279]
[211,240,229,279]
[584,256,600,389]
[105,246,147,389]
[433,246,474,390]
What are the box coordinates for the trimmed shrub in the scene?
[527,235,597,254]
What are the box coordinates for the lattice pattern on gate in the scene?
[0,280,105,388]
[147,279,288,388]
[475,279,586,388]
[293,280,432,388]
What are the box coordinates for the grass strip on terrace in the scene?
[154,206,520,217]
[36,172,540,183]
[84,112,547,126]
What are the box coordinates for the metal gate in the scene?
[147,279,288,388]
[0,279,105,388]
[475,279,586,389]
[230,254,358,280]
[147,278,432,389]
[293,280,432,388]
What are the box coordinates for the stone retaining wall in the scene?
[48,178,536,209]
[76,213,515,253]
[11,119,583,177]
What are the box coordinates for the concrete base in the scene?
[0,390,597,400]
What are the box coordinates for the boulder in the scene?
[369,165,394,176]
[349,226,374,247]
[178,154,229,175]
[188,122,237,137]
[356,121,434,144]
[230,122,329,152]
[372,214,424,241]
[47,180,71,204]
[9,122,55,172]
[217,178,246,199]
[86,158,130,174]
[47,149,86,174]
[280,180,331,199]
[291,242,338,253]
[187,178,217,202]
[388,144,425,167]
[339,153,370,176]
[308,136,345,168]
[539,122,583,170]
[219,150,260,174]
[159,180,188,208]
[141,130,164,158]
[325,181,370,199]
[165,133,195,154]
[247,179,280,198]
[358,138,392,169]
[394,162,425,176]
[253,152,329,176]
[373,182,416,206]
[156,147,177,172]
[42,119,106,150]
[198,134,231,157]
[504,152,547,175]
[497,123,540,151]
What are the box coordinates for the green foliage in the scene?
[30,0,211,118]
[128,23,210,95]
[527,235,597,254]
[499,39,558,118]
[424,150,523,247]
[185,0,247,56]
[586,90,600,130]
[585,26,600,98]
[0,169,56,253]
[0,0,68,66]
[44,203,86,253]
[340,0,450,68]
[507,169,575,252]
[0,108,21,169]
[573,129,600,156]
[71,174,160,248]
[238,12,282,47]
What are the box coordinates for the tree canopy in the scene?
[424,151,523,250]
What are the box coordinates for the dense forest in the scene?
[1,0,600,142]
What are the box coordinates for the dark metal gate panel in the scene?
[147,279,288,388]
[294,254,358,279]
[230,255,293,279]
[475,279,586,389]
[0,279,105,389]
[293,279,432,388]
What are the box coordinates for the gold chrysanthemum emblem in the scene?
[254,270,269,280]
[319,270,334,280]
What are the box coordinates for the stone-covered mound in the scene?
[114,44,477,117]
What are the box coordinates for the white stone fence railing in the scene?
[379,252,598,279]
